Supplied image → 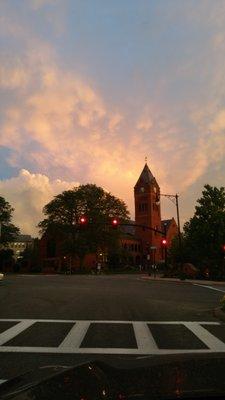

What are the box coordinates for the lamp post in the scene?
[156,193,182,259]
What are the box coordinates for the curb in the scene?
[213,307,225,322]
[141,276,225,286]
[141,276,191,285]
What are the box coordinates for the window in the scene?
[139,203,148,212]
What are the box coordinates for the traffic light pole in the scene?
[164,224,168,270]
[175,194,182,257]
[158,193,182,262]
[120,223,165,236]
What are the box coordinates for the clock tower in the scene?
[134,163,162,263]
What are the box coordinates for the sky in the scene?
[1,0,225,236]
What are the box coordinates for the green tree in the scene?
[170,184,225,278]
[20,238,41,272]
[38,184,130,269]
[0,196,19,245]
[0,249,14,272]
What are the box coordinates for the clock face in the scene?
[140,187,145,193]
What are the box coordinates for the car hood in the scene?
[1,354,225,399]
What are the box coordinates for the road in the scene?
[0,274,225,381]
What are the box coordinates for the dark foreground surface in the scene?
[0,274,225,381]
[2,355,225,399]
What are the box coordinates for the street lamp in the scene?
[156,193,182,256]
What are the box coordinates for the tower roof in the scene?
[135,163,154,187]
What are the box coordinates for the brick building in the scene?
[39,162,178,271]
[121,162,178,267]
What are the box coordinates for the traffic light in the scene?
[161,238,167,246]
[79,215,88,225]
[222,244,225,252]
[111,218,119,228]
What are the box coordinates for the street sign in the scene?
[150,246,157,250]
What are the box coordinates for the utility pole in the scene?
[175,194,182,255]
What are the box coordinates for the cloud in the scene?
[210,109,225,133]
[0,169,79,236]
[136,107,153,132]
[1,0,225,231]
[30,0,57,9]
[0,63,29,89]
[1,44,225,226]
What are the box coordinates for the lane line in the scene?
[184,322,225,351]
[193,284,225,293]
[133,322,158,351]
[0,320,35,346]
[0,319,221,325]
[59,322,90,348]
[0,379,7,385]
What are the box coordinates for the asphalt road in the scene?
[0,274,225,381]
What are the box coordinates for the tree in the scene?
[20,238,41,272]
[38,184,130,269]
[0,196,19,245]
[170,184,225,278]
[0,249,14,272]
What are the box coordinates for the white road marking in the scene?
[59,322,90,349]
[184,322,225,351]
[0,319,224,355]
[133,322,157,351]
[0,320,35,345]
[0,319,220,324]
[193,284,225,293]
[0,379,7,385]
[0,346,220,355]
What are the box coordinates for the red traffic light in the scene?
[222,244,225,252]
[111,218,119,228]
[162,238,167,246]
[79,216,88,224]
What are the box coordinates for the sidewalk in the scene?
[141,274,225,286]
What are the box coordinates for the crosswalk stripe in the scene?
[184,322,225,351]
[0,320,224,355]
[133,322,157,351]
[0,320,35,345]
[59,322,90,349]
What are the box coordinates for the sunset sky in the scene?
[1,0,225,235]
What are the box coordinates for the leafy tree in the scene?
[20,238,41,272]
[170,184,225,278]
[0,249,14,271]
[38,184,130,268]
[0,196,19,245]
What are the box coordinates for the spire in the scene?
[135,162,154,187]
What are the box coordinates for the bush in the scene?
[220,295,225,311]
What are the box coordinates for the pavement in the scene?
[0,273,225,381]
